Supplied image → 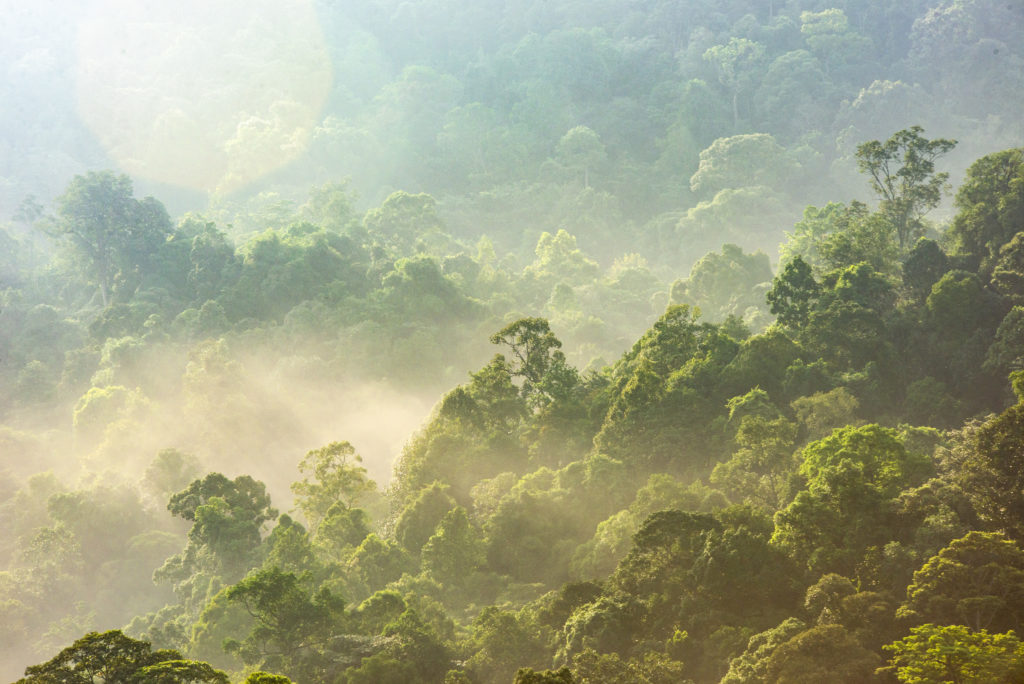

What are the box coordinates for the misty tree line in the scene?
[1,0,1024,681]
[5,0,1023,262]
[4,128,1024,681]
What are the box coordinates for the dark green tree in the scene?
[515,666,575,683]
[17,630,226,684]
[902,237,950,301]
[948,147,1024,273]
[766,256,820,329]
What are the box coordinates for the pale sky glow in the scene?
[74,0,332,194]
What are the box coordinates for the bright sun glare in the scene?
[75,0,331,194]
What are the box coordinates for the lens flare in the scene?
[75,0,331,194]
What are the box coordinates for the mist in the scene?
[2,0,1023,681]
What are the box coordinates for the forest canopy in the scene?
[2,0,1024,682]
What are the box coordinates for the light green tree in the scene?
[883,624,1024,683]
[855,126,956,251]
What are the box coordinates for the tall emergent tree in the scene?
[51,171,172,306]
[855,126,956,251]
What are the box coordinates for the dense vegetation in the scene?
[2,0,1024,682]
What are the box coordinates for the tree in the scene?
[762,624,880,683]
[800,9,872,81]
[526,229,600,285]
[772,425,932,576]
[672,244,772,324]
[394,482,457,554]
[883,624,1024,683]
[711,416,797,509]
[721,617,807,684]
[855,126,956,251]
[831,262,897,314]
[243,674,294,684]
[17,630,227,684]
[363,191,447,255]
[514,666,574,683]
[901,531,1024,633]
[346,534,415,598]
[703,38,766,131]
[134,660,231,684]
[421,506,484,588]
[51,171,172,306]
[156,474,278,590]
[143,449,203,505]
[689,134,790,198]
[465,607,550,683]
[490,318,578,407]
[556,126,607,189]
[224,567,346,679]
[902,237,951,301]
[799,424,929,498]
[766,256,820,329]
[291,441,376,533]
[990,233,1024,304]
[947,147,1024,273]
[791,388,860,442]
[780,202,898,276]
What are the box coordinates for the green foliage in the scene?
[421,506,484,589]
[143,449,203,505]
[762,623,880,683]
[883,624,1024,683]
[766,257,820,329]
[798,424,930,497]
[690,134,790,197]
[672,244,772,325]
[900,531,1024,632]
[555,126,607,189]
[224,567,347,679]
[346,534,415,599]
[483,476,585,585]
[50,171,173,306]
[7,6,1024,680]
[16,630,225,684]
[773,424,934,576]
[364,191,447,255]
[465,607,550,683]
[394,482,457,555]
[526,230,600,286]
[490,317,578,408]
[855,126,956,251]
[243,673,293,684]
[800,9,872,82]
[721,617,807,684]
[570,648,690,684]
[134,660,230,684]
[159,473,277,583]
[903,237,951,301]
[703,38,767,131]
[712,416,798,509]
[515,666,574,683]
[948,148,1024,273]
[791,388,859,442]
[291,441,376,533]
[943,401,1024,538]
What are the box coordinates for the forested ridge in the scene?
[2,0,1024,682]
